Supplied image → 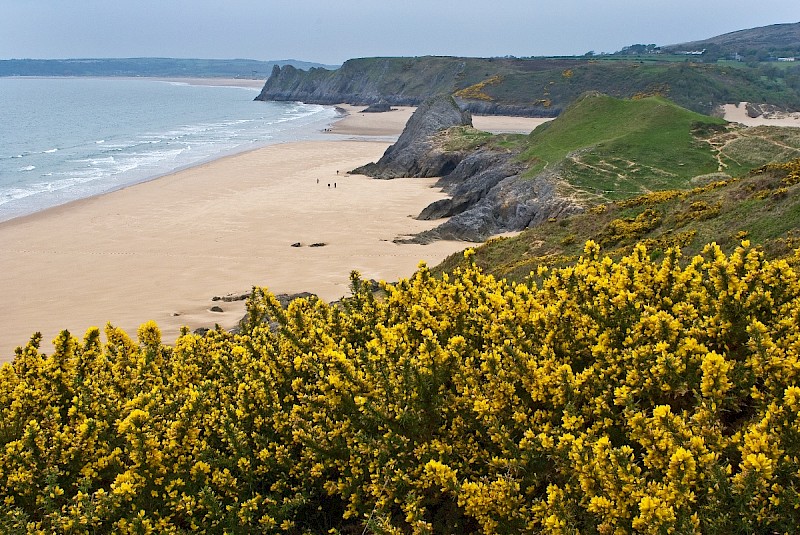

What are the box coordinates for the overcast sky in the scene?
[1,1,797,65]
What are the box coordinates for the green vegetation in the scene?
[515,94,726,199]
[262,55,800,116]
[438,125,495,152]
[4,94,800,535]
[435,159,800,283]
[475,59,800,114]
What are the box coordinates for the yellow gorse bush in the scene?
[2,241,800,533]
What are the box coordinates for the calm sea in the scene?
[0,78,336,222]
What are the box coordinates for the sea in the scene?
[0,77,337,223]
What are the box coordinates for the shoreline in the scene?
[0,80,338,225]
[0,138,470,361]
[0,99,662,361]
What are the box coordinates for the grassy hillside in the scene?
[443,93,800,208]
[473,59,800,114]
[435,159,800,281]
[662,21,800,61]
[517,94,726,200]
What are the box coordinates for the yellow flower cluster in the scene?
[2,241,800,532]
[760,158,800,187]
[600,208,663,246]
[453,75,503,101]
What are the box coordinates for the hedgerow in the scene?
[2,241,800,533]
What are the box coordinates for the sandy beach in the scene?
[0,138,470,360]
[0,101,550,361]
[722,102,800,127]
[162,77,267,89]
[330,104,551,136]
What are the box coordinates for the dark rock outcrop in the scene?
[212,292,249,302]
[457,99,561,118]
[362,101,393,113]
[402,150,584,243]
[417,149,526,220]
[410,172,584,243]
[337,91,586,242]
[352,94,472,179]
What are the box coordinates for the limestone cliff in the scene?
[254,58,557,116]
[348,95,583,241]
[253,54,800,117]
[409,151,583,243]
[352,95,472,179]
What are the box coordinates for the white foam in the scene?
[0,87,337,222]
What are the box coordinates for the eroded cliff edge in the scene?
[351,95,472,179]
[351,95,584,242]
[254,60,557,117]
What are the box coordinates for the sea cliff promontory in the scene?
[349,91,800,243]
[256,53,800,116]
[352,94,472,179]
[350,94,584,242]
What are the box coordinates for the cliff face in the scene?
[255,55,800,117]
[352,95,472,179]
[409,151,583,243]
[255,59,464,107]
[347,95,583,242]
[254,58,558,116]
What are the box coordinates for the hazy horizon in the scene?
[0,1,797,65]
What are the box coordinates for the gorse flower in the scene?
[1,241,799,532]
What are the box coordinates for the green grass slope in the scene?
[445,92,800,206]
[516,93,727,200]
[435,159,800,281]
[478,59,800,114]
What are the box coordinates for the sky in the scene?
[0,1,798,66]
